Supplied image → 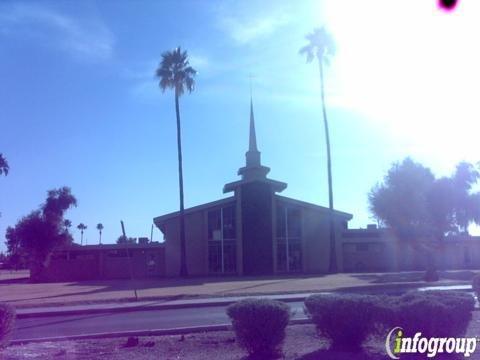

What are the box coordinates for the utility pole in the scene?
[121,220,138,301]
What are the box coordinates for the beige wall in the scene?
[301,207,348,273]
[159,196,356,277]
[163,210,208,276]
[38,246,165,281]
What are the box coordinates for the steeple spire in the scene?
[249,98,258,152]
[245,98,261,167]
[223,97,287,194]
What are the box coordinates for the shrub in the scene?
[226,298,290,357]
[0,303,15,349]
[472,274,480,298]
[385,291,474,338]
[304,294,384,352]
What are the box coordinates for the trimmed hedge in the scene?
[304,291,475,352]
[0,303,15,349]
[385,291,474,338]
[304,294,384,352]
[226,298,290,357]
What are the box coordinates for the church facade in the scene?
[154,101,353,276]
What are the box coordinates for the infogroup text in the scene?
[386,327,478,358]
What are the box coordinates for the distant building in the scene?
[36,243,164,281]
[341,226,480,272]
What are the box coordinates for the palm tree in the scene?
[300,28,338,273]
[63,219,72,232]
[77,223,87,245]
[0,154,9,176]
[156,47,196,277]
[96,223,104,245]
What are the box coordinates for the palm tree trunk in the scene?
[318,59,337,273]
[175,89,188,277]
[99,231,102,245]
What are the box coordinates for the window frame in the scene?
[207,205,236,274]
[276,205,302,273]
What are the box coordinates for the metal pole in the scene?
[121,220,138,301]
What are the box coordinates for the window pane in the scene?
[277,241,287,272]
[276,206,286,238]
[208,242,222,273]
[223,205,236,239]
[287,208,301,238]
[208,209,222,240]
[223,240,236,273]
[288,242,302,272]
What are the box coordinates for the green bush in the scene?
[226,298,290,357]
[304,294,384,352]
[385,291,474,338]
[472,274,480,297]
[0,303,15,349]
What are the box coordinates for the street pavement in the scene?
[12,283,475,342]
[13,301,307,341]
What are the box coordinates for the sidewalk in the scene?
[15,281,473,318]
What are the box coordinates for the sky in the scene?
[1,0,479,251]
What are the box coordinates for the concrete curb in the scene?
[15,295,313,319]
[10,318,313,345]
[14,281,472,319]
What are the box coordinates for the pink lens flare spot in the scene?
[438,0,458,12]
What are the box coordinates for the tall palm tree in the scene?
[0,154,9,176]
[300,27,338,273]
[96,223,104,245]
[156,47,196,277]
[77,223,87,245]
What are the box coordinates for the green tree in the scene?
[77,223,87,245]
[450,162,480,233]
[156,47,196,277]
[0,154,8,176]
[300,28,337,272]
[369,158,435,238]
[369,158,480,280]
[96,223,104,245]
[116,235,136,244]
[5,187,77,280]
[369,158,438,280]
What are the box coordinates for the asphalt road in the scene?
[13,301,307,341]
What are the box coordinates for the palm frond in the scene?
[299,27,336,65]
[0,153,9,176]
[155,47,197,96]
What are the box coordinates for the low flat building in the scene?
[340,226,480,272]
[36,243,165,281]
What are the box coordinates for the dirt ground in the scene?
[1,270,476,309]
[2,324,386,360]
[5,309,480,360]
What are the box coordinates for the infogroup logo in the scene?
[385,327,478,359]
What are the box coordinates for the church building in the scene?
[35,102,480,282]
[154,101,353,276]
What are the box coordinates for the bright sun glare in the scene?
[325,0,479,172]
